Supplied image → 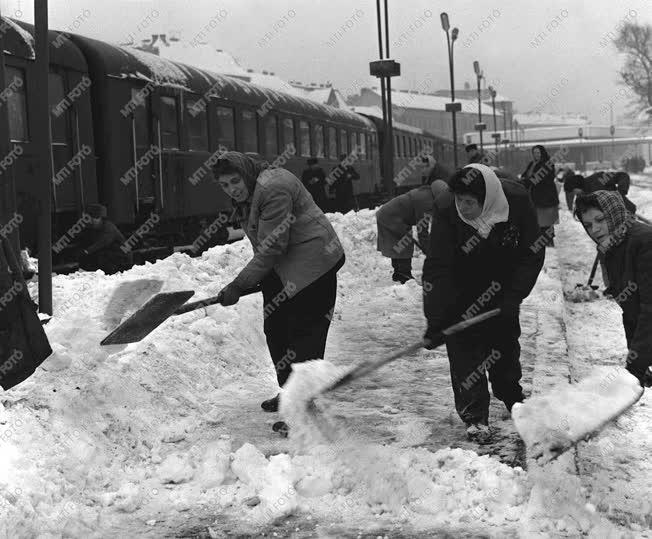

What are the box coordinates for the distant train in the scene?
[1,17,455,267]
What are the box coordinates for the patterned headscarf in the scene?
[592,190,633,251]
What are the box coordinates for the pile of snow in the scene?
[512,367,643,462]
[1,204,648,536]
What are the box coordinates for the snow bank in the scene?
[1,203,647,536]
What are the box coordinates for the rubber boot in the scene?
[391,258,413,284]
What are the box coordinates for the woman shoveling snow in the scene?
[213,152,345,435]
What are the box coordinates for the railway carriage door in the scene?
[48,71,75,213]
[129,87,156,212]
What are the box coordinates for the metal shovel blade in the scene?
[100,291,195,345]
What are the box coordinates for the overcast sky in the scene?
[2,0,651,124]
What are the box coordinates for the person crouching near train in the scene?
[422,164,545,443]
[574,191,652,388]
[212,152,346,419]
[375,180,451,283]
[78,204,133,274]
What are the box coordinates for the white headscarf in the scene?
[455,164,510,238]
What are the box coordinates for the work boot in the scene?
[261,394,279,412]
[272,421,289,437]
[466,423,491,444]
[391,258,413,284]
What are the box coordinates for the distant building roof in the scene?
[514,112,590,127]
[367,87,497,115]
[434,88,511,104]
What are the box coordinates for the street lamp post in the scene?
[488,85,500,166]
[441,13,461,168]
[501,101,510,167]
[578,127,584,171]
[473,60,486,152]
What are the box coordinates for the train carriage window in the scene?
[312,124,324,158]
[282,118,295,153]
[327,126,337,158]
[366,134,373,160]
[409,138,414,157]
[130,88,150,147]
[215,105,235,149]
[240,109,258,153]
[299,120,310,157]
[359,132,366,159]
[395,134,400,157]
[403,136,408,157]
[160,96,180,149]
[6,67,28,142]
[263,114,278,156]
[48,72,69,144]
[184,97,208,151]
[339,129,348,155]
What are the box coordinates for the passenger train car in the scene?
[1,17,452,263]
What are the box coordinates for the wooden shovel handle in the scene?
[174,286,261,315]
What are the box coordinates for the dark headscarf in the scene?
[215,151,269,194]
[214,151,269,221]
[531,145,551,169]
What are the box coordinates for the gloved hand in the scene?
[626,363,652,388]
[217,283,241,306]
[423,325,444,350]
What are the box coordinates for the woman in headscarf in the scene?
[422,164,545,443]
[520,145,560,247]
[574,191,652,388]
[212,152,345,426]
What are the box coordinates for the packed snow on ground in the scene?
[0,206,650,537]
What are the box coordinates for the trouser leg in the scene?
[445,328,490,425]
[283,262,339,383]
[486,316,524,411]
[261,272,292,388]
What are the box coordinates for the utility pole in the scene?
[35,0,53,314]
[441,13,460,168]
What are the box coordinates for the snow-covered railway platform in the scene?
[0,190,650,537]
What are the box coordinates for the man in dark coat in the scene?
[574,191,652,387]
[423,164,545,443]
[78,204,132,274]
[564,171,635,213]
[300,157,328,212]
[376,180,451,283]
[329,154,360,213]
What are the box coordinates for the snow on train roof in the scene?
[69,33,373,129]
[1,17,34,59]
[351,105,453,143]
[1,18,87,70]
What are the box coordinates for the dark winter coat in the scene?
[602,220,652,377]
[329,164,360,211]
[79,220,132,273]
[301,167,327,209]
[423,180,545,331]
[521,160,559,208]
[566,173,637,213]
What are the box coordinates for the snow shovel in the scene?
[575,252,599,290]
[100,285,261,345]
[512,369,645,465]
[318,308,501,397]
